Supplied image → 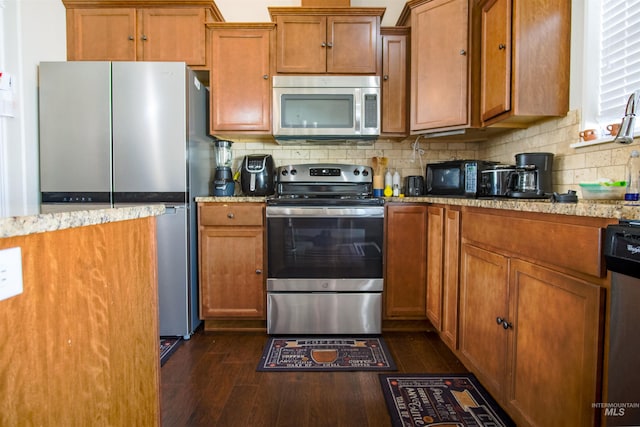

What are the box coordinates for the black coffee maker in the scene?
[508,152,554,198]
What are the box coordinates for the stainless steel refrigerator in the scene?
[38,61,212,339]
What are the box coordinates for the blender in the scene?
[213,138,235,196]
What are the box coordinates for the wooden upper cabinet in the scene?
[480,0,511,122]
[400,0,470,133]
[208,24,274,134]
[67,8,137,61]
[479,0,571,127]
[381,27,409,137]
[140,8,206,64]
[270,7,384,74]
[62,0,223,68]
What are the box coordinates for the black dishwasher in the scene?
[604,220,640,426]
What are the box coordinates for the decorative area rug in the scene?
[257,336,396,371]
[379,374,515,427]
[160,337,182,366]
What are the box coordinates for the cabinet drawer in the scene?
[199,203,264,226]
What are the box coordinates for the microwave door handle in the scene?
[354,88,362,133]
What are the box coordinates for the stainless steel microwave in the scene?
[426,160,496,197]
[272,75,380,145]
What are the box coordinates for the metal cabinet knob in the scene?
[128,36,134,41]
[142,35,148,41]
[321,42,327,48]
[496,317,503,325]
[460,49,467,56]
[327,42,333,48]
[498,43,506,50]
[383,75,389,81]
[502,320,512,330]
[227,213,235,219]
[263,74,269,80]
[255,269,262,274]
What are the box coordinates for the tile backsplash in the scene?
[223,109,638,195]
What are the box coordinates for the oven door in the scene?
[266,206,384,291]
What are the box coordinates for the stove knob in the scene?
[362,169,369,177]
[290,169,297,175]
[353,169,360,176]
[281,170,288,176]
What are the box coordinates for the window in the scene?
[583,0,640,130]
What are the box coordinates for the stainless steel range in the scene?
[266,164,384,335]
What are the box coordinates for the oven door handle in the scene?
[266,206,384,218]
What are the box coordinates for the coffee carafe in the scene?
[508,152,554,198]
[213,138,235,196]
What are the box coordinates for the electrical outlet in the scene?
[0,247,23,301]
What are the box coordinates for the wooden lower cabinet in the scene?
[458,207,609,427]
[198,203,265,320]
[384,204,428,318]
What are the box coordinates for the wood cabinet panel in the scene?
[140,8,206,65]
[459,243,510,398]
[426,206,444,329]
[409,0,469,131]
[0,218,160,425]
[506,259,603,427]
[441,207,461,349]
[67,8,137,61]
[384,204,428,318]
[198,203,266,320]
[270,8,383,74]
[209,25,273,133]
[381,28,409,136]
[199,228,265,318]
[275,15,327,73]
[479,0,571,126]
[480,0,511,121]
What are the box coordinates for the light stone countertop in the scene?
[0,204,166,239]
[195,195,640,220]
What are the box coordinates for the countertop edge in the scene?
[0,204,166,239]
[195,196,640,220]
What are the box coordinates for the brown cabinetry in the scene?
[479,0,571,127]
[384,204,428,319]
[269,8,384,74]
[458,208,610,426]
[207,24,274,134]
[198,203,266,320]
[399,0,471,133]
[426,205,461,349]
[62,0,222,68]
[381,27,409,137]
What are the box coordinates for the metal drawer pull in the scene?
[227,213,235,219]
[498,43,506,50]
[256,269,262,274]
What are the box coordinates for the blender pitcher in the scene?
[213,139,235,196]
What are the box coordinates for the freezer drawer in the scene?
[267,292,382,335]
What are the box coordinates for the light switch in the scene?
[0,247,23,301]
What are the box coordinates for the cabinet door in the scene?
[210,28,272,132]
[381,32,408,135]
[426,206,445,329]
[327,16,378,74]
[441,208,460,349]
[506,260,603,427]
[480,0,511,122]
[140,8,206,65]
[199,227,265,318]
[275,15,327,73]
[410,0,469,131]
[67,8,136,61]
[459,243,509,398]
[384,205,428,318]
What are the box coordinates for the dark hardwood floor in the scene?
[160,329,467,427]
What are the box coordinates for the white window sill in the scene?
[570,136,617,148]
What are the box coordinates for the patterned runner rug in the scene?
[379,373,515,427]
[257,336,396,371]
[160,337,182,366]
